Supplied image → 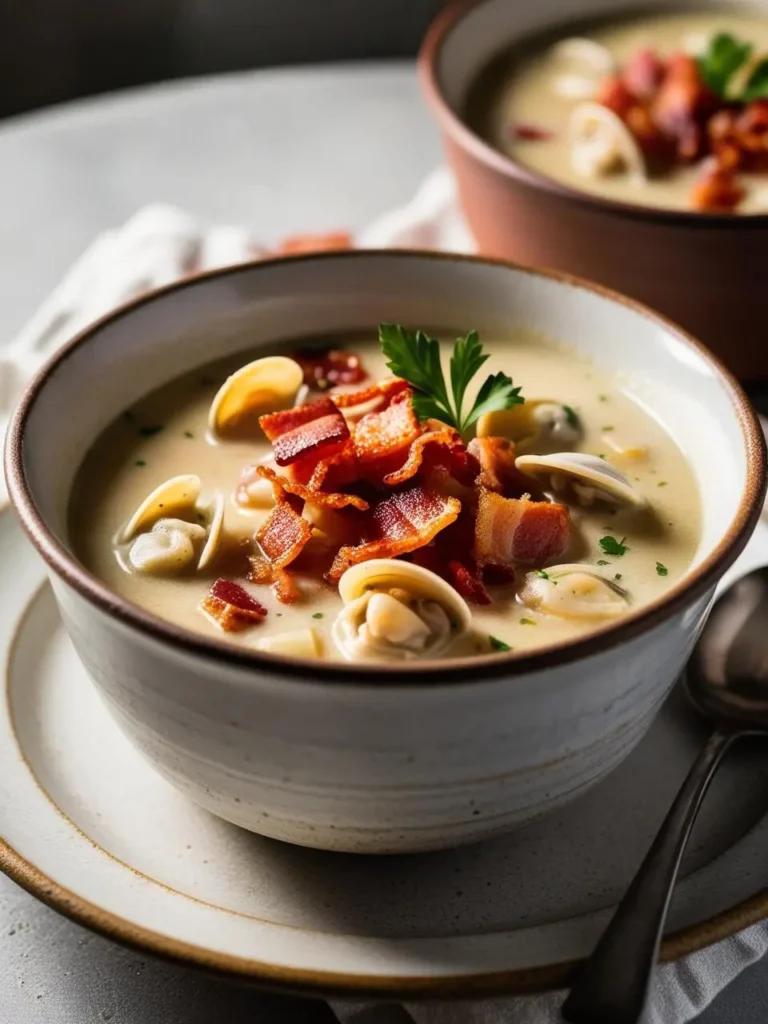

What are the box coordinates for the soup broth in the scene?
[70,331,701,663]
[466,9,768,213]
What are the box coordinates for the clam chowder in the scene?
[465,10,768,213]
[70,329,701,662]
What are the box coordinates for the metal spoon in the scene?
[562,567,768,1024]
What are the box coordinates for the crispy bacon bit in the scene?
[255,464,369,510]
[275,231,353,255]
[329,487,461,579]
[293,349,367,390]
[201,579,267,632]
[474,491,572,568]
[256,496,313,570]
[352,390,422,478]
[468,437,529,497]
[260,396,351,467]
[622,49,666,100]
[690,162,746,211]
[596,76,637,118]
[446,560,492,605]
[382,429,461,487]
[331,377,409,409]
[651,54,720,162]
[509,122,554,142]
[247,557,302,605]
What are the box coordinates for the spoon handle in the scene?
[561,728,736,1024]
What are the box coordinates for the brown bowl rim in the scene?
[4,248,766,686]
[418,0,768,227]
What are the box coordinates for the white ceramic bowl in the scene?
[5,252,765,853]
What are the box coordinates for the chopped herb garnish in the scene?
[656,562,669,577]
[138,424,164,437]
[520,617,537,626]
[596,453,607,460]
[658,481,668,488]
[596,559,610,566]
[562,405,580,430]
[599,535,628,557]
[379,324,523,440]
[134,459,146,467]
[601,426,614,432]
[184,430,194,439]
[536,569,550,579]
[598,394,609,402]
[614,573,623,581]
[744,57,768,101]
[489,635,511,652]
[312,612,324,619]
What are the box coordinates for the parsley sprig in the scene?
[698,33,768,101]
[379,325,524,440]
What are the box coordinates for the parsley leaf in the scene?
[698,33,753,97]
[656,562,669,577]
[520,617,537,626]
[379,324,523,439]
[489,635,511,652]
[743,57,768,101]
[450,329,488,427]
[462,371,524,432]
[380,324,453,424]
[599,535,628,557]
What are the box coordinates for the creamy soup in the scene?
[466,9,768,212]
[70,329,701,663]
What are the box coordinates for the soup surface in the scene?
[466,9,768,212]
[71,330,701,663]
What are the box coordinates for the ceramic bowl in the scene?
[5,251,765,854]
[419,0,768,381]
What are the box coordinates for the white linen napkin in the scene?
[1,167,765,1022]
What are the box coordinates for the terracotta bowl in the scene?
[5,251,765,853]
[419,0,768,381]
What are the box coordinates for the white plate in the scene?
[1,507,767,999]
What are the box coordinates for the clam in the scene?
[333,559,471,662]
[569,103,647,183]
[477,400,581,449]
[208,355,303,439]
[121,475,227,574]
[255,628,322,657]
[550,37,616,75]
[128,518,207,575]
[515,452,647,508]
[552,73,599,100]
[122,474,201,541]
[197,493,225,570]
[521,563,629,621]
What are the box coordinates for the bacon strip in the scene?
[474,491,572,568]
[446,560,492,605]
[331,377,409,409]
[468,436,529,497]
[383,429,461,487]
[329,487,460,579]
[352,389,421,471]
[260,397,350,467]
[248,557,302,604]
[256,464,369,510]
[256,495,312,569]
[201,579,268,632]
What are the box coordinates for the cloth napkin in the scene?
[2,167,766,1022]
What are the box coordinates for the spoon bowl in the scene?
[688,567,768,731]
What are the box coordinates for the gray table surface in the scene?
[0,61,764,1024]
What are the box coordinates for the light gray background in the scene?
[0,52,765,1024]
